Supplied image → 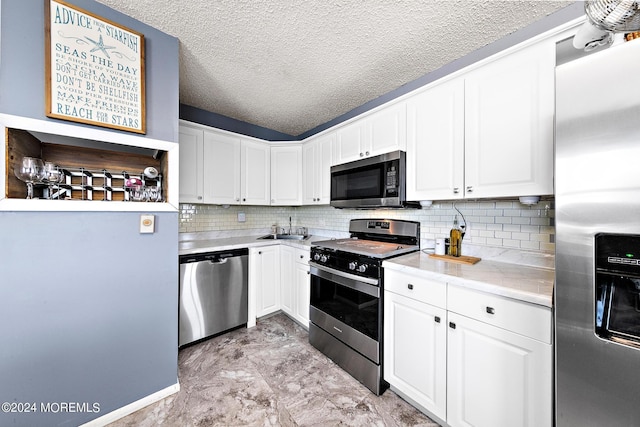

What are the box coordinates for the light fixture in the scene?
[519,196,540,206]
[419,200,433,207]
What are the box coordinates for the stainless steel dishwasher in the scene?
[178,248,248,347]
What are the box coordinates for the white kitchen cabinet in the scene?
[384,270,552,427]
[406,40,554,202]
[303,132,334,204]
[292,248,310,327]
[241,139,271,205]
[179,123,270,205]
[447,310,552,427]
[406,78,465,201]
[250,246,281,318]
[178,125,204,203]
[334,102,406,165]
[463,40,554,199]
[280,245,310,328]
[203,130,241,205]
[384,289,447,421]
[271,145,302,205]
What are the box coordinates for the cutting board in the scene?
[429,254,481,265]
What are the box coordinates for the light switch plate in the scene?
[140,214,155,233]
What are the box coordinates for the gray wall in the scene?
[0,0,180,143]
[0,1,180,426]
[0,211,178,426]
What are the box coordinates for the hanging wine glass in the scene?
[43,162,61,199]
[14,157,45,199]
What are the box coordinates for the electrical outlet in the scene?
[238,212,246,223]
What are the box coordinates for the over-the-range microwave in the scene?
[330,150,419,209]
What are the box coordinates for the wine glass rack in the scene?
[45,167,163,202]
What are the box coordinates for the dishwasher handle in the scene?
[180,248,249,264]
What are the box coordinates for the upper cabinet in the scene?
[407,78,465,201]
[271,145,302,205]
[407,40,555,202]
[178,125,204,203]
[303,132,335,205]
[179,123,270,205]
[464,41,555,199]
[334,102,407,165]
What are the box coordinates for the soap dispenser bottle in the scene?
[449,215,462,257]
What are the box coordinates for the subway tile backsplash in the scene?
[179,199,555,253]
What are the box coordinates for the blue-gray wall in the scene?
[0,211,178,426]
[0,1,180,426]
[0,0,180,143]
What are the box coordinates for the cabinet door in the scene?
[252,246,281,318]
[335,120,365,164]
[203,131,241,204]
[178,126,203,203]
[406,79,465,201]
[279,245,295,316]
[302,141,317,204]
[368,101,407,156]
[464,41,554,199]
[293,256,310,328]
[384,290,447,421]
[241,139,271,205]
[271,145,302,205]
[303,133,334,204]
[447,312,552,427]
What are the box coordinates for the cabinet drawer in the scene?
[384,269,446,308]
[295,248,310,264]
[448,285,552,343]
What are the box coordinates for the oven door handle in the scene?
[309,262,380,297]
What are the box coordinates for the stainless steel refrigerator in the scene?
[555,39,640,426]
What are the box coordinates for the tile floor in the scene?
[108,313,439,426]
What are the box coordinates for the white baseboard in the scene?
[80,382,180,427]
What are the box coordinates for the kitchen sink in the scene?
[257,234,310,240]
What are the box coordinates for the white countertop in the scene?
[382,252,554,308]
[179,234,328,255]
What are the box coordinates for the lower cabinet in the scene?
[250,246,281,318]
[384,271,552,427]
[384,290,447,421]
[280,245,310,328]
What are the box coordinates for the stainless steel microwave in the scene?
[330,150,419,209]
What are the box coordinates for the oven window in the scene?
[310,274,379,340]
[331,163,384,200]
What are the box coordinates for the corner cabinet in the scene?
[384,271,552,427]
[334,101,406,164]
[271,145,302,205]
[302,132,334,204]
[406,40,555,202]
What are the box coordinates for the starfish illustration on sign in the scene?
[85,34,115,59]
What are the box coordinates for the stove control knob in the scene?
[320,255,328,263]
[357,264,368,273]
[348,262,357,271]
[313,253,321,261]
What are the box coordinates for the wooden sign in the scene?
[45,0,146,134]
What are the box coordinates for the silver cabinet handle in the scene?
[236,198,240,202]
[365,151,370,156]
[435,316,441,323]
[486,306,495,315]
[300,255,304,259]
[243,198,246,201]
[466,186,473,193]
[449,322,456,329]
[197,196,202,200]
[453,187,459,194]
[407,284,414,290]
[359,152,364,157]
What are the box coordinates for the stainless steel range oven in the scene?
[309,219,420,395]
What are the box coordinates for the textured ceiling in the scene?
[95,0,573,136]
